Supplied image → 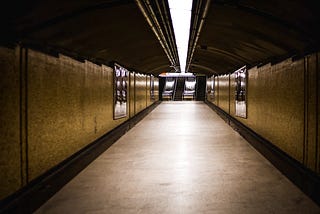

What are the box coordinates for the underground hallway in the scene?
[1,0,320,213]
[35,102,319,213]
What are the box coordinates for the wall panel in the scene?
[146,76,152,107]
[317,53,320,174]
[206,76,214,103]
[154,78,159,101]
[214,76,219,105]
[218,75,230,114]
[229,73,236,117]
[129,72,135,117]
[305,54,318,170]
[207,53,319,168]
[135,74,147,114]
[244,59,304,162]
[0,45,156,200]
[0,47,21,200]
[27,50,127,181]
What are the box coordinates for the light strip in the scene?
[168,0,193,73]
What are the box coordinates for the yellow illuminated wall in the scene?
[154,78,159,101]
[146,76,152,107]
[218,75,230,114]
[135,74,147,114]
[207,52,320,174]
[129,72,136,118]
[0,46,159,200]
[0,47,22,199]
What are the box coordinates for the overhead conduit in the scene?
[186,0,211,73]
[155,0,180,68]
[135,0,179,70]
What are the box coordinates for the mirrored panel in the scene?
[114,63,129,119]
[234,66,247,118]
[150,75,155,101]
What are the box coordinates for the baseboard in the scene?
[205,100,320,206]
[0,101,161,214]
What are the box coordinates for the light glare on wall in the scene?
[168,0,193,73]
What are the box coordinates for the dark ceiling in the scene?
[1,0,176,75]
[188,0,320,75]
[1,0,320,76]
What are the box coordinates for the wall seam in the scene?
[316,52,319,172]
[19,46,24,186]
[134,73,136,115]
[217,76,219,106]
[228,74,231,124]
[146,76,148,107]
[25,48,29,183]
[18,46,29,186]
[303,56,308,165]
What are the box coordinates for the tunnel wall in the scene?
[154,78,159,102]
[146,76,151,107]
[129,72,136,118]
[0,46,159,200]
[206,52,320,174]
[0,47,22,199]
[135,73,148,114]
[217,75,230,114]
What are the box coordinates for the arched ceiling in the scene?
[0,0,177,75]
[1,0,320,76]
[187,0,320,75]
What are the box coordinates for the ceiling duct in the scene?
[135,0,180,70]
[186,0,211,73]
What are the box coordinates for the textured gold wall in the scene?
[214,76,219,105]
[318,54,320,174]
[146,76,152,107]
[135,74,147,114]
[0,46,159,200]
[304,54,319,171]
[229,73,236,117]
[129,72,136,117]
[27,50,128,180]
[206,76,215,103]
[240,60,304,162]
[207,52,320,173]
[217,75,230,114]
[154,78,159,101]
[0,47,21,200]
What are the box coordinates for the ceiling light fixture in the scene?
[168,0,193,73]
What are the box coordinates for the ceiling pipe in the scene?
[144,0,180,67]
[186,0,211,73]
[156,0,180,66]
[135,0,179,68]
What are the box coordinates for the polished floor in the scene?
[36,101,320,214]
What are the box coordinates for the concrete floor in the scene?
[36,101,320,214]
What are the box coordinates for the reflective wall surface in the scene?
[0,46,158,200]
[206,52,320,174]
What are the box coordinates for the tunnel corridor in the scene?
[1,0,320,213]
[35,102,319,213]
